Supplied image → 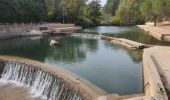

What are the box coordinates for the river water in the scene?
[0,35,143,95]
[82,26,170,45]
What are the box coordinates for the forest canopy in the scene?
[0,0,102,27]
[103,0,170,26]
[0,0,170,26]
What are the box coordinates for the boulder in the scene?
[50,40,59,46]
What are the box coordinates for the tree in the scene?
[60,0,87,23]
[88,0,102,25]
[103,0,120,15]
[0,0,18,22]
[0,0,102,27]
[114,0,144,25]
[140,0,170,26]
[158,0,170,21]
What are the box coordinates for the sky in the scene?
[100,0,107,6]
[88,0,107,7]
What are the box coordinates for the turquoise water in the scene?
[0,36,143,95]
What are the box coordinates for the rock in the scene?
[30,30,42,35]
[50,40,59,46]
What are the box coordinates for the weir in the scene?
[1,61,81,100]
[0,56,100,100]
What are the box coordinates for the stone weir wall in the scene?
[0,24,40,39]
[101,36,151,50]
[0,56,101,100]
[0,23,82,39]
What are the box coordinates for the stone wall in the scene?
[0,24,39,39]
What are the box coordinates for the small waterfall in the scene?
[0,61,83,100]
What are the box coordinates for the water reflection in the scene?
[104,42,143,63]
[0,36,143,95]
[0,36,48,61]
[46,37,98,63]
[82,26,133,34]
[82,26,170,46]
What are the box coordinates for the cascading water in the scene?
[0,61,83,100]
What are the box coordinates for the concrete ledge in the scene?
[101,36,150,50]
[0,56,148,100]
[0,56,102,100]
[137,25,170,42]
[0,24,82,40]
[143,46,169,100]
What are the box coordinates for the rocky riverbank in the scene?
[0,24,39,39]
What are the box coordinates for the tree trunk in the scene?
[154,16,157,26]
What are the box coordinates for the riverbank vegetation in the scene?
[0,0,102,27]
[0,0,170,27]
[103,0,170,26]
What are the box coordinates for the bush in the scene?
[75,17,94,28]
[112,16,121,25]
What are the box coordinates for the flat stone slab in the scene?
[101,36,148,50]
[138,25,170,42]
[144,46,170,98]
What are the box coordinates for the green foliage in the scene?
[15,0,47,22]
[102,0,170,26]
[1,0,169,26]
[75,0,102,27]
[75,17,94,28]
[103,0,120,15]
[113,0,144,25]
[87,0,102,26]
[140,0,170,26]
[0,0,101,27]
[112,16,120,25]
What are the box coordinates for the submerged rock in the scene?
[50,40,59,46]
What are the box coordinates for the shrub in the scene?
[112,16,121,25]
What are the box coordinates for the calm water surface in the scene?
[0,36,143,95]
[82,26,170,45]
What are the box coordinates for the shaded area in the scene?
[0,36,48,61]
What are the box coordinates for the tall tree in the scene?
[104,0,120,15]
[0,0,18,22]
[140,0,170,26]
[13,0,47,22]
[88,0,102,25]
[115,0,144,25]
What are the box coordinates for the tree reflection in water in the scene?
[0,36,143,95]
[46,37,98,63]
[104,41,143,63]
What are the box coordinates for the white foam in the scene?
[0,61,82,100]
